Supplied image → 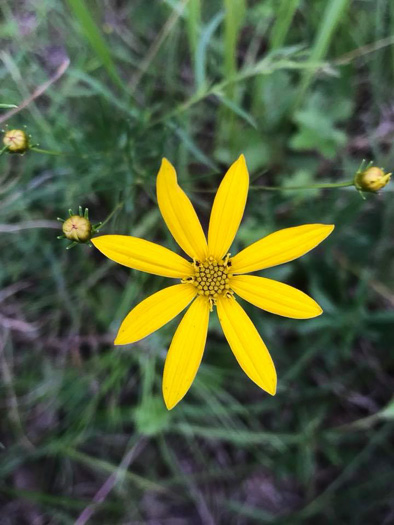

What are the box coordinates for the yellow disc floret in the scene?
[183,254,234,310]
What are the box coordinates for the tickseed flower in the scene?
[354,166,391,193]
[3,129,29,154]
[92,156,334,409]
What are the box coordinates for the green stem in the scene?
[249,180,354,191]
[30,147,66,156]
[190,180,354,193]
[148,57,324,128]
[0,146,8,156]
[98,202,124,230]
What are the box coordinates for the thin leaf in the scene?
[66,0,123,89]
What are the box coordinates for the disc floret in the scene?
[183,254,234,310]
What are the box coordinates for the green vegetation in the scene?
[1,0,393,522]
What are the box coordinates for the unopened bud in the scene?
[3,129,29,154]
[354,166,391,193]
[63,215,92,243]
[58,207,101,249]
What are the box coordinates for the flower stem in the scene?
[99,202,124,230]
[30,147,66,156]
[192,180,354,193]
[249,180,354,191]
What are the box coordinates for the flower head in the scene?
[3,129,29,154]
[93,156,334,409]
[57,207,101,249]
[354,166,391,192]
[63,215,92,242]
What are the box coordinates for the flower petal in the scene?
[115,284,197,345]
[207,154,249,259]
[163,296,210,410]
[157,158,208,261]
[217,295,276,395]
[231,275,322,319]
[231,224,334,274]
[92,235,193,278]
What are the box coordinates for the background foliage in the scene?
[1,0,394,523]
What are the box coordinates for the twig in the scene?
[0,331,34,450]
[74,438,147,525]
[129,0,189,94]
[0,220,59,233]
[334,250,394,307]
[333,35,394,66]
[0,58,70,125]
[46,333,114,352]
[0,282,31,302]
[0,314,36,334]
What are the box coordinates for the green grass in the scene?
[1,0,394,523]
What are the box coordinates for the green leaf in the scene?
[0,103,18,109]
[134,396,170,436]
[290,92,351,158]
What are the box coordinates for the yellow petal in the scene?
[217,296,276,395]
[92,235,193,278]
[231,275,322,319]
[231,224,334,274]
[207,154,249,259]
[157,158,208,261]
[115,284,197,345]
[163,296,210,410]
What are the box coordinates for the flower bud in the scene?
[3,129,29,154]
[354,167,391,193]
[63,215,92,243]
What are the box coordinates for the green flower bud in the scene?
[58,207,101,249]
[354,166,391,193]
[3,129,29,154]
[63,215,92,243]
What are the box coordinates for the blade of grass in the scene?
[129,0,189,95]
[294,0,349,108]
[60,446,171,493]
[223,0,245,100]
[168,121,220,170]
[252,0,300,116]
[214,93,257,129]
[74,438,147,525]
[219,0,245,148]
[0,53,68,136]
[269,0,300,51]
[171,423,299,449]
[186,0,201,62]
[68,69,140,119]
[151,54,326,126]
[66,0,123,89]
[195,11,224,90]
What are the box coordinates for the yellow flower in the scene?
[92,156,334,409]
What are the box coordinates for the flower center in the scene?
[183,254,234,310]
